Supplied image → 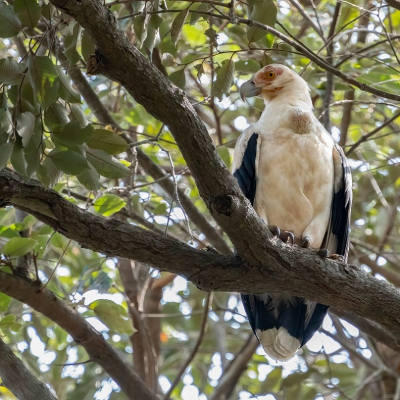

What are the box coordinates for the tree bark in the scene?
[0,337,58,400]
[2,169,400,350]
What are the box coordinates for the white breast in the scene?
[253,102,334,246]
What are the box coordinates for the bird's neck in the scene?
[262,81,313,110]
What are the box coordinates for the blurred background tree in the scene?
[0,0,400,398]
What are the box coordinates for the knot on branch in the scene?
[87,50,106,75]
[212,195,233,216]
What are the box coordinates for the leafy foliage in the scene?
[0,0,399,399]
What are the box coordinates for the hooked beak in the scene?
[240,77,262,101]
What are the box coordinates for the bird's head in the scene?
[240,64,309,102]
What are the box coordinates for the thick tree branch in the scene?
[0,337,58,400]
[67,67,231,255]
[386,0,400,11]
[2,169,400,350]
[0,269,157,400]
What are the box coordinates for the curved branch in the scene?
[4,0,400,365]
[0,269,157,400]
[2,169,400,351]
[0,337,58,400]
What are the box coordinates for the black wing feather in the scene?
[330,144,352,258]
[233,133,258,205]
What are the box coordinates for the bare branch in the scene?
[0,337,58,400]
[210,335,259,400]
[0,269,158,400]
[346,109,400,155]
[287,0,324,39]
[339,90,354,146]
[163,293,213,400]
[331,308,400,353]
[385,0,400,11]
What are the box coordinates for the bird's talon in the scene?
[280,231,294,244]
[301,236,311,248]
[318,248,329,259]
[268,225,280,238]
[328,254,345,262]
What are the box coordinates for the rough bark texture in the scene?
[2,168,400,349]
[0,337,58,400]
[386,0,400,10]
[0,267,157,400]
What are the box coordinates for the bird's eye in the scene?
[268,71,276,78]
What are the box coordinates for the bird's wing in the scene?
[322,143,353,260]
[232,128,259,206]
[302,143,352,346]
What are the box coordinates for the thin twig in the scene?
[346,109,400,155]
[41,239,72,291]
[287,0,324,39]
[163,293,213,400]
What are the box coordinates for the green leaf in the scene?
[81,30,95,62]
[190,3,212,25]
[217,146,231,169]
[87,148,131,178]
[171,8,189,45]
[14,0,40,28]
[24,128,42,177]
[56,66,81,103]
[0,314,15,325]
[41,2,54,20]
[64,23,81,67]
[0,225,20,238]
[262,367,282,393]
[247,0,277,44]
[0,57,24,85]
[169,69,186,90]
[194,63,204,80]
[11,136,27,175]
[16,111,35,147]
[143,14,163,52]
[8,83,38,114]
[69,104,88,127]
[154,203,167,215]
[0,108,11,138]
[0,142,13,171]
[37,156,61,187]
[0,2,21,38]
[235,59,260,73]
[0,314,21,332]
[52,122,94,146]
[45,102,69,129]
[90,299,135,335]
[50,232,66,249]
[2,237,38,257]
[94,194,126,217]
[28,55,59,109]
[87,129,128,155]
[0,293,11,313]
[133,14,147,48]
[211,59,235,100]
[51,149,89,175]
[77,162,101,191]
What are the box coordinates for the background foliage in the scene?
[0,0,400,398]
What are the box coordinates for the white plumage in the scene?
[233,64,352,361]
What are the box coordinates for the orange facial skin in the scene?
[254,66,284,87]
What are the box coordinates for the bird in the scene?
[233,64,352,361]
